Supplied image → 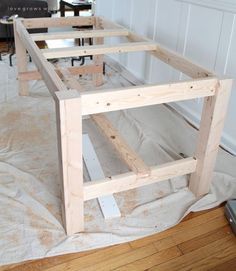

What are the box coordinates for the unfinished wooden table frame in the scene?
[13,16,233,235]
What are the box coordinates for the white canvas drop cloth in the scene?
[0,56,235,265]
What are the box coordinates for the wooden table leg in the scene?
[189,79,233,197]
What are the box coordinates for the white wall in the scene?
[96,0,236,155]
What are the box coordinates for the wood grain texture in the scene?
[15,20,67,98]
[91,114,150,177]
[80,78,217,115]
[13,21,29,96]
[84,158,197,201]
[93,17,104,87]
[189,79,233,196]
[31,29,129,41]
[18,65,103,81]
[1,206,235,271]
[55,90,83,235]
[42,42,157,59]
[22,16,95,29]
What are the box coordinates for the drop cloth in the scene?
[0,56,235,265]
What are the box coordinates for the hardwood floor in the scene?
[0,206,235,271]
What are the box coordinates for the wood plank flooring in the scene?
[0,206,235,271]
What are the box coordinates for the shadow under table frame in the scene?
[13,16,233,235]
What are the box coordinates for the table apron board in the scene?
[13,16,233,235]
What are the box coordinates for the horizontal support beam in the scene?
[84,157,197,201]
[127,32,215,79]
[99,17,127,30]
[91,114,150,177]
[22,16,95,29]
[59,68,83,92]
[98,18,215,79]
[31,29,129,41]
[81,78,218,115]
[18,64,103,81]
[15,20,67,98]
[42,42,157,59]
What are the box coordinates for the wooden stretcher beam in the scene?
[127,32,215,79]
[18,64,103,81]
[99,18,214,79]
[42,42,157,59]
[91,114,150,178]
[59,68,83,92]
[15,20,67,98]
[13,16,233,235]
[31,29,129,41]
[84,157,197,201]
[22,16,95,29]
[99,17,126,30]
[80,78,218,116]
[60,69,149,178]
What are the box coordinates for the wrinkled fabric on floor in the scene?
[0,56,235,265]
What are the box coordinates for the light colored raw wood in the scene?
[42,42,157,59]
[15,20,67,98]
[84,157,197,201]
[83,134,121,219]
[22,16,95,29]
[18,64,104,81]
[31,29,129,41]
[80,78,217,115]
[189,79,233,197]
[55,90,84,235]
[91,114,150,177]
[13,16,233,236]
[59,68,83,92]
[13,21,29,96]
[99,17,127,30]
[128,32,214,79]
[99,18,214,79]
[93,17,104,87]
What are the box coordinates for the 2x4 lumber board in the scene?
[91,114,150,178]
[42,42,157,59]
[127,32,214,79]
[83,134,121,219]
[13,21,29,96]
[15,20,67,98]
[59,68,83,91]
[93,17,104,87]
[189,79,233,197]
[18,64,103,81]
[100,17,127,30]
[22,16,95,29]
[61,70,149,178]
[84,157,197,201]
[80,78,218,116]
[100,18,214,79]
[55,89,84,235]
[31,29,129,41]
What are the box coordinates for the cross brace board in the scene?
[13,16,233,235]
